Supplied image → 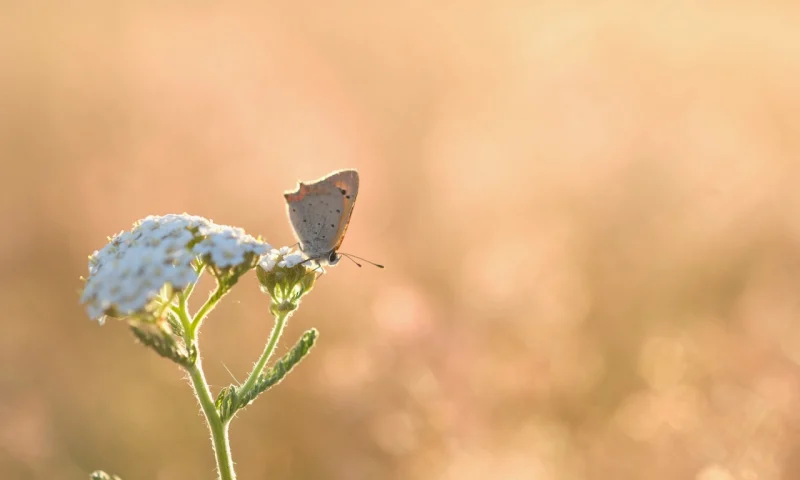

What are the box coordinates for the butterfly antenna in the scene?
[340,252,385,269]
[341,255,362,267]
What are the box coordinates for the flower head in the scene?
[256,247,317,314]
[278,252,305,268]
[80,214,272,323]
[194,223,271,269]
[259,247,306,272]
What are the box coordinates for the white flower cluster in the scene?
[81,214,272,322]
[194,223,271,269]
[259,246,306,272]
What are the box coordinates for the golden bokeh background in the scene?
[3,1,800,479]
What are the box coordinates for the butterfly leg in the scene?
[313,261,326,278]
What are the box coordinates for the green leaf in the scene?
[215,385,239,421]
[219,328,318,422]
[129,320,195,367]
[164,310,184,337]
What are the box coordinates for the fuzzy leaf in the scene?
[219,329,318,422]
[129,321,195,367]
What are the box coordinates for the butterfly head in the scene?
[326,250,341,266]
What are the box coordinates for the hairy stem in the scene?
[238,310,290,398]
[190,284,227,337]
[187,355,236,480]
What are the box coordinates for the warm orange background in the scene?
[3,2,800,479]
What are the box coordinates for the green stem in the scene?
[187,355,236,480]
[238,309,290,397]
[181,263,206,302]
[176,292,193,334]
[190,284,227,337]
[179,285,235,479]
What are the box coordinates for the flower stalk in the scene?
[79,214,322,480]
[187,355,236,480]
[239,309,289,401]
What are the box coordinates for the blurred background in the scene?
[3,1,800,479]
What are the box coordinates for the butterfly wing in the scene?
[324,170,359,251]
[284,169,359,260]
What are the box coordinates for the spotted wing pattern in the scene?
[284,169,359,261]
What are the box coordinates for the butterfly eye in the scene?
[328,251,340,265]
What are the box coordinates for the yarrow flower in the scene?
[78,171,380,480]
[259,246,305,272]
[278,252,305,268]
[80,214,272,323]
[194,223,271,269]
[256,246,317,314]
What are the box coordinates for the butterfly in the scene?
[284,169,382,268]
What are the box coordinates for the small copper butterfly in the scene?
[285,169,383,268]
